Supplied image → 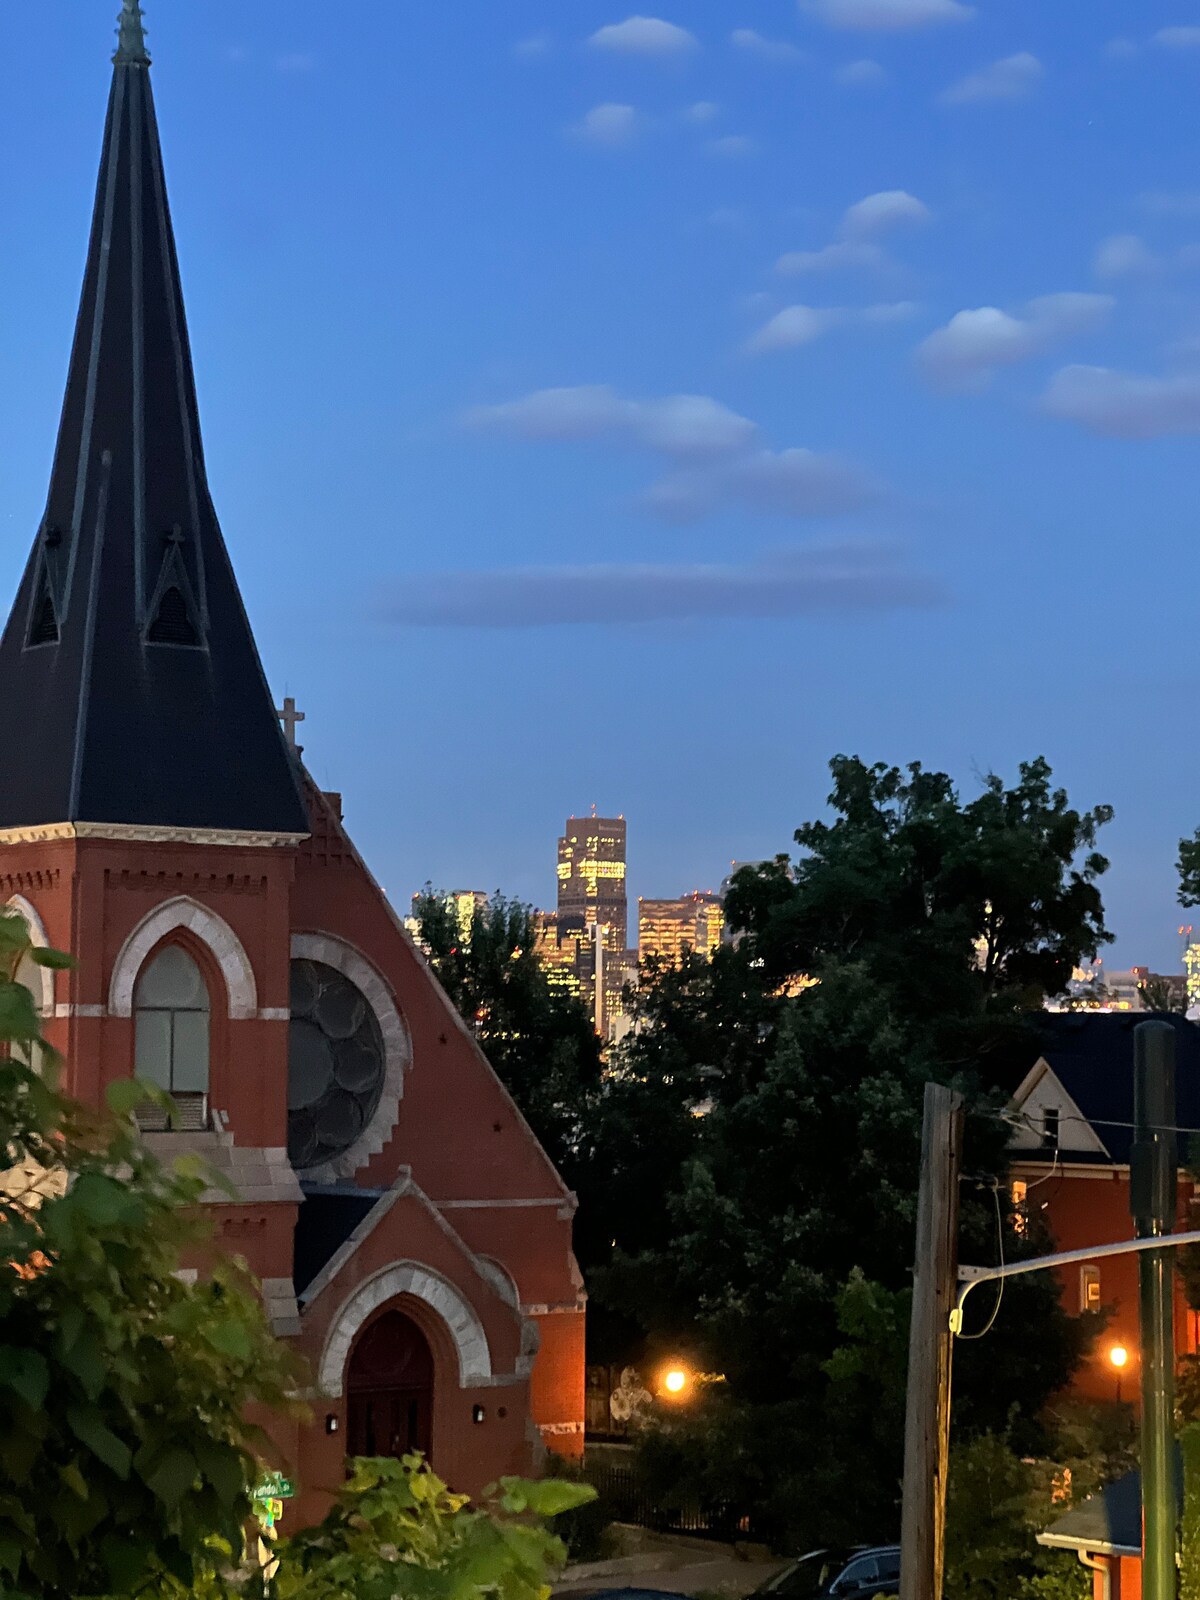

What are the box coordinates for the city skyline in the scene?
[1,3,1195,973]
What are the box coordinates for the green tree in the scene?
[411,891,602,1176]
[725,754,1112,1056]
[591,756,1110,1546]
[0,911,301,1600]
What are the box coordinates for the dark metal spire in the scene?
[114,0,150,66]
[0,14,309,836]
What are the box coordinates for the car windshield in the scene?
[761,1553,848,1598]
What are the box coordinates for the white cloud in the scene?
[801,0,973,31]
[589,16,699,56]
[1041,365,1200,437]
[917,293,1114,391]
[835,58,887,85]
[731,28,807,61]
[777,241,886,275]
[684,100,720,122]
[463,386,756,458]
[463,385,879,520]
[513,33,552,58]
[381,544,942,628]
[1154,26,1200,49]
[747,306,841,352]
[1105,37,1138,59]
[775,190,930,275]
[747,301,916,353]
[708,134,757,157]
[571,103,640,147]
[1092,232,1200,278]
[840,188,931,239]
[939,51,1043,105]
[1093,234,1159,279]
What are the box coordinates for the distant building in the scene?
[558,815,628,951]
[405,890,489,951]
[638,893,725,966]
[546,814,634,1040]
[1049,963,1188,1013]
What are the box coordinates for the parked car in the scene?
[752,1547,901,1599]
[577,1591,693,1600]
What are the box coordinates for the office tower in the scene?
[638,893,725,966]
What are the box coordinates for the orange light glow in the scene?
[662,1367,689,1396]
[1109,1344,1129,1371]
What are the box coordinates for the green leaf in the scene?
[0,1347,49,1411]
[203,1319,253,1362]
[27,947,74,970]
[0,984,40,1043]
[105,1078,154,1117]
[511,1478,597,1517]
[58,1462,89,1502]
[70,1172,134,1228]
[60,1332,106,1402]
[144,1447,200,1509]
[66,1405,133,1480]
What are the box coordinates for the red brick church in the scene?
[0,3,585,1522]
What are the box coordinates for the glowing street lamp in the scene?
[661,1366,690,1399]
[1109,1343,1130,1403]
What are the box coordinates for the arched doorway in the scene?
[346,1309,434,1462]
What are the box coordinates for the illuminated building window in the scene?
[1080,1265,1102,1314]
[1010,1179,1028,1237]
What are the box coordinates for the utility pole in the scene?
[900,1083,964,1600]
[1132,1020,1179,1600]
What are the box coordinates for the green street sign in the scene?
[254,1471,296,1501]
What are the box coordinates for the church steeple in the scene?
[114,1,150,66]
[0,8,309,837]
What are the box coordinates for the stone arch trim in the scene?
[5,895,54,1016]
[318,1263,492,1397]
[110,897,258,1020]
[290,933,409,1182]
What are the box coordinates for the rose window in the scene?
[288,959,386,1170]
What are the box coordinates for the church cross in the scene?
[277,697,306,751]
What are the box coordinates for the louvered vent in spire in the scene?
[148,587,198,646]
[27,585,59,648]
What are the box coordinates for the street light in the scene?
[661,1366,690,1399]
[1109,1343,1129,1403]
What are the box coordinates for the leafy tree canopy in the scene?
[582,756,1111,1546]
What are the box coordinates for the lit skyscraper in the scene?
[557,814,628,951]
[638,893,725,967]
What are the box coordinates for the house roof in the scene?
[1039,1453,1180,1559]
[1015,1013,1200,1167]
[0,5,309,837]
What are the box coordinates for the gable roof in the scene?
[1012,1013,1200,1167]
[0,8,308,837]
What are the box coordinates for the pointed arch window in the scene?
[134,947,210,1128]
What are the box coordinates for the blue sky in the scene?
[2,3,1199,970]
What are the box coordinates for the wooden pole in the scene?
[899,1083,964,1600]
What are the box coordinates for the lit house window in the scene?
[1080,1264,1102,1313]
[134,947,210,1128]
[1011,1179,1028,1236]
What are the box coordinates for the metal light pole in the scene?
[1132,1020,1179,1600]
